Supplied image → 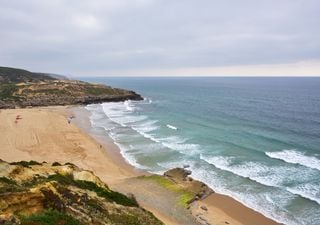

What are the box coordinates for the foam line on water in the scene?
[101,102,148,127]
[166,124,178,130]
[265,149,320,171]
[188,166,294,225]
[200,155,282,187]
[200,155,320,205]
[113,141,150,170]
[85,104,302,225]
[286,184,320,205]
[123,120,199,155]
[132,120,160,133]
[101,102,200,154]
[124,100,134,111]
[132,124,200,154]
[130,126,161,143]
[157,160,301,225]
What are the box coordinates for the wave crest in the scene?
[266,149,320,171]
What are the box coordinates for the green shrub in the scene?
[20,209,82,225]
[0,176,17,185]
[0,84,18,100]
[109,213,140,225]
[34,89,68,95]
[85,86,119,96]
[47,173,139,207]
[10,160,42,167]
[76,180,139,207]
[52,162,62,166]
[22,175,47,188]
[47,173,75,186]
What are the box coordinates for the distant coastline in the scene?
[0,66,143,109]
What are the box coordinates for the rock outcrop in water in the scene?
[0,66,143,109]
[0,160,163,225]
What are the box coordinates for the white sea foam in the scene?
[132,127,199,154]
[286,183,320,205]
[157,136,199,154]
[124,100,134,111]
[113,141,149,170]
[188,166,291,225]
[189,165,297,225]
[157,159,194,170]
[132,120,159,133]
[130,119,199,154]
[86,103,301,225]
[102,103,147,127]
[130,127,161,143]
[200,155,281,187]
[143,97,153,104]
[158,136,187,144]
[266,149,320,171]
[166,124,177,130]
[162,142,200,154]
[200,155,320,206]
[101,102,199,154]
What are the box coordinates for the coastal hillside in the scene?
[0,159,163,225]
[0,67,56,83]
[0,66,142,109]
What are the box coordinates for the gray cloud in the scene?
[0,0,319,75]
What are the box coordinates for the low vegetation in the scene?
[10,160,42,167]
[0,176,17,185]
[47,173,139,207]
[0,66,143,109]
[0,84,19,100]
[0,66,55,83]
[0,160,163,225]
[85,86,120,96]
[20,210,82,225]
[140,175,194,207]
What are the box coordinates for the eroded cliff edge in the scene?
[0,160,163,225]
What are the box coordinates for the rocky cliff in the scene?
[0,160,163,225]
[0,67,143,109]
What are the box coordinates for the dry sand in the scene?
[0,106,138,183]
[0,107,282,225]
[191,193,282,225]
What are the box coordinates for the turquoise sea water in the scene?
[81,77,320,225]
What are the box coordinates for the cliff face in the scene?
[0,160,163,225]
[0,67,143,109]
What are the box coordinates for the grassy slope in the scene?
[0,66,55,83]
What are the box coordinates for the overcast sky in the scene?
[1,0,320,76]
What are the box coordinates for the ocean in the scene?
[81,77,320,225]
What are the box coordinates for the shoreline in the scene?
[69,105,282,225]
[0,106,282,225]
[67,105,146,180]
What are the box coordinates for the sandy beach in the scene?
[0,106,282,225]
